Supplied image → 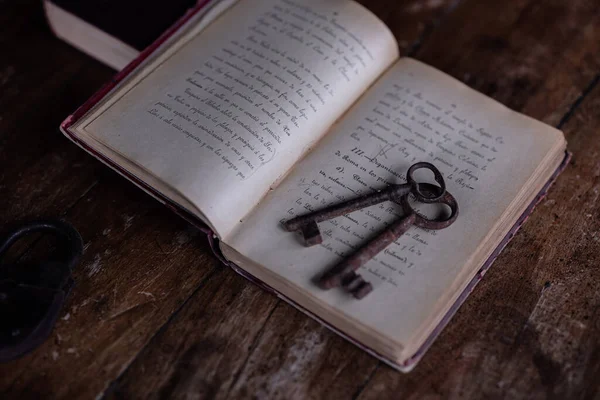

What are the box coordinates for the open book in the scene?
[61,0,569,371]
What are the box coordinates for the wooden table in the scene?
[1,0,600,398]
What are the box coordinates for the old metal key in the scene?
[318,183,459,299]
[283,162,447,247]
[282,163,459,299]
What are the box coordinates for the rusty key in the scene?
[282,162,459,300]
[318,183,459,299]
[283,162,447,246]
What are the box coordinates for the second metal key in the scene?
[282,162,459,299]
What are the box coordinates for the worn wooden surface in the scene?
[1,0,599,398]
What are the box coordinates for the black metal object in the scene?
[0,220,83,363]
[318,183,459,299]
[283,163,459,300]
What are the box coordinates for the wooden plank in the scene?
[0,177,223,398]
[0,0,113,221]
[225,302,378,400]
[111,269,377,400]
[0,4,223,398]
[416,0,600,126]
[0,0,116,156]
[109,268,279,400]
[1,0,599,399]
[0,0,113,322]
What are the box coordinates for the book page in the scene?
[225,58,565,352]
[78,0,398,238]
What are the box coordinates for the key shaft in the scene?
[283,184,411,235]
[318,212,418,297]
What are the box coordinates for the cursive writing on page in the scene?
[280,72,508,290]
[229,57,562,343]
[86,0,398,237]
[145,0,384,181]
[231,55,564,318]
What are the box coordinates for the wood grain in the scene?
[358,0,600,398]
[1,0,600,398]
[0,3,222,398]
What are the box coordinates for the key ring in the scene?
[400,182,459,230]
[405,162,446,204]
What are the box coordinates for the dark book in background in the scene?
[44,0,202,70]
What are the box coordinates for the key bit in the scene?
[300,221,322,247]
[341,272,373,300]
